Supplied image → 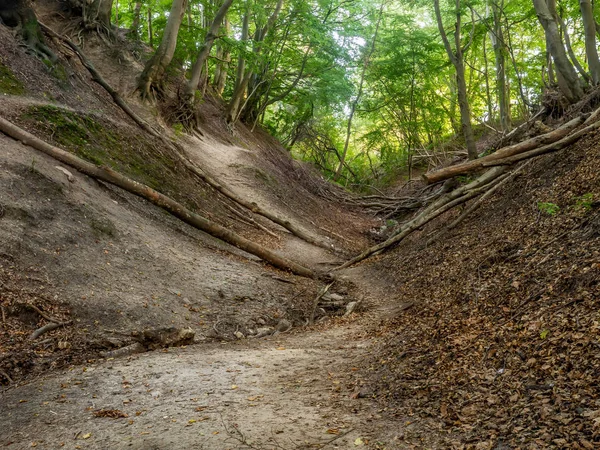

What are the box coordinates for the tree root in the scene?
[39,22,335,252]
[0,116,317,279]
[29,321,72,341]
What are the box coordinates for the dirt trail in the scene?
[0,99,408,448]
[1,264,405,449]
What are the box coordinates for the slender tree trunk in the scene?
[137,0,188,101]
[334,2,384,181]
[482,32,494,122]
[129,1,142,38]
[491,0,510,130]
[213,18,231,95]
[532,0,583,102]
[557,11,591,84]
[225,3,250,123]
[226,0,284,124]
[147,7,153,47]
[434,0,478,159]
[184,0,234,102]
[580,0,600,84]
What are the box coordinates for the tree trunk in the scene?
[213,18,231,95]
[225,4,250,123]
[0,116,316,279]
[184,0,234,102]
[147,7,153,47]
[434,0,478,160]
[137,0,187,101]
[129,1,142,38]
[226,0,284,124]
[334,2,384,181]
[491,0,510,131]
[580,0,600,84]
[532,0,583,102]
[422,115,585,183]
[0,0,57,62]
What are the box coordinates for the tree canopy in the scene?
[106,0,600,188]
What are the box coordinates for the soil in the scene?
[1,4,599,450]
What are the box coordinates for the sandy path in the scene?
[1,317,397,449]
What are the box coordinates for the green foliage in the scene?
[0,61,25,95]
[538,202,560,216]
[108,0,593,190]
[20,105,176,192]
[574,193,595,211]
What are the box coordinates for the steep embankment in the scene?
[358,121,600,447]
[0,13,373,389]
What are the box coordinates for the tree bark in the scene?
[225,3,250,123]
[129,1,142,38]
[532,0,583,102]
[184,0,234,102]
[0,116,316,279]
[491,0,510,131]
[434,0,478,160]
[580,0,600,84]
[226,0,284,124]
[213,18,231,95]
[422,115,585,183]
[0,0,57,62]
[137,0,187,101]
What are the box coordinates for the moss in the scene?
[252,168,278,187]
[89,217,117,238]
[0,62,25,95]
[20,104,183,197]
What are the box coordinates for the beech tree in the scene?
[434,0,478,160]
[137,0,188,101]
[532,0,583,102]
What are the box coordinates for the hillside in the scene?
[1,2,599,449]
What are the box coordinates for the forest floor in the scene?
[1,7,599,450]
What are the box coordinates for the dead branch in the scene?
[29,321,72,340]
[40,23,335,252]
[423,115,585,184]
[0,369,13,384]
[335,167,507,270]
[310,282,334,324]
[0,116,316,279]
[482,116,600,167]
[447,161,533,230]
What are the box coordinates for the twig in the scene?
[313,427,355,448]
[1,306,5,323]
[0,369,13,384]
[25,304,63,324]
[29,321,72,340]
[309,282,334,325]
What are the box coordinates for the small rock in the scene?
[344,301,358,316]
[275,319,292,332]
[101,342,145,359]
[253,327,274,338]
[329,293,345,301]
[234,331,245,339]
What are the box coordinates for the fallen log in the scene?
[422,115,585,184]
[335,167,507,270]
[40,22,334,252]
[0,116,316,279]
[482,115,600,167]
